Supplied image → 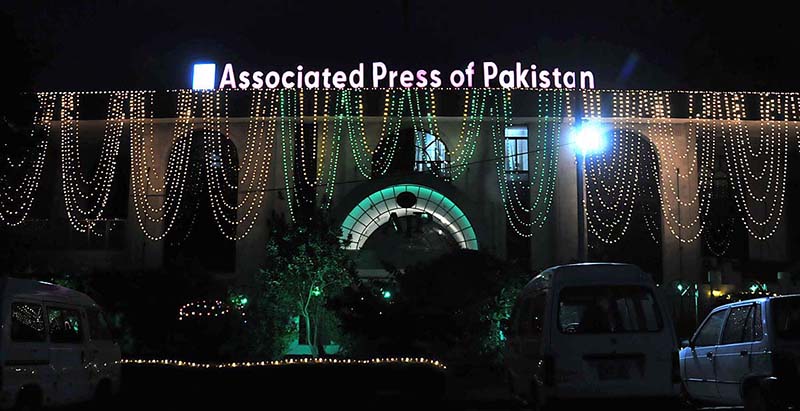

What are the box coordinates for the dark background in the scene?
[0,0,796,93]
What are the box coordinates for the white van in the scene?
[504,263,679,407]
[0,277,121,409]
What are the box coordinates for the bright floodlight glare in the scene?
[572,122,606,155]
[192,63,216,90]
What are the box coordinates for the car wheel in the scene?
[744,385,775,411]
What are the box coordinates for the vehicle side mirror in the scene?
[681,339,692,349]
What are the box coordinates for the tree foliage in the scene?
[239,216,357,358]
[333,250,528,365]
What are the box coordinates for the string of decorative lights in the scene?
[448,88,486,180]
[582,90,642,244]
[60,92,124,233]
[722,92,788,240]
[121,357,447,370]
[178,299,246,321]
[704,216,736,257]
[646,91,714,243]
[495,91,563,237]
[10,88,800,244]
[0,93,56,226]
[202,90,277,239]
[129,90,196,240]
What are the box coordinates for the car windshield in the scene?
[558,285,663,334]
[772,296,800,340]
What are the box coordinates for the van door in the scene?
[505,295,531,393]
[551,285,674,398]
[684,308,727,402]
[5,301,55,403]
[85,307,121,396]
[46,305,91,405]
[715,304,757,404]
[519,293,547,391]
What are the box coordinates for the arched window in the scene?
[414,132,449,176]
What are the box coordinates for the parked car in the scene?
[504,263,679,408]
[680,295,800,410]
[0,277,121,409]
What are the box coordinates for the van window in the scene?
[772,297,800,340]
[558,286,663,334]
[752,304,763,340]
[694,309,727,347]
[47,307,83,344]
[86,307,113,341]
[11,303,46,342]
[721,305,753,345]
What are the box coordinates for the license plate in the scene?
[596,360,630,380]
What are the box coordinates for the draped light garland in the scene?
[60,92,124,233]
[0,93,56,226]
[130,90,196,241]
[494,91,563,238]
[722,93,789,241]
[4,89,799,247]
[201,90,277,239]
[583,90,642,244]
[647,91,715,244]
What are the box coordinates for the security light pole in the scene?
[572,118,604,263]
[576,150,588,262]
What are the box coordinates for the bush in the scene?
[333,250,528,366]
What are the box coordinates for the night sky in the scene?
[1,0,796,92]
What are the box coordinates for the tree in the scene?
[245,215,357,358]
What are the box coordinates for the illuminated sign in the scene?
[192,62,595,90]
[192,63,217,90]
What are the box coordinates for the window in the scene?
[694,309,727,347]
[47,307,83,344]
[86,308,113,341]
[505,126,529,172]
[558,286,663,334]
[11,302,46,342]
[721,305,753,345]
[414,131,449,175]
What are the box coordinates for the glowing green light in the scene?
[231,294,249,308]
[750,284,759,293]
[676,284,684,292]
[311,287,322,297]
[382,290,392,300]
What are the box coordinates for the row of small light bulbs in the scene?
[129,90,196,240]
[703,216,736,257]
[722,93,789,240]
[200,90,277,240]
[648,91,715,243]
[499,91,562,236]
[35,88,800,95]
[177,299,244,320]
[583,91,641,244]
[0,94,55,226]
[60,92,123,234]
[449,87,486,180]
[121,357,447,370]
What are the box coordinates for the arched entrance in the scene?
[340,184,478,252]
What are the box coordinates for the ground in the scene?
[52,363,741,410]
